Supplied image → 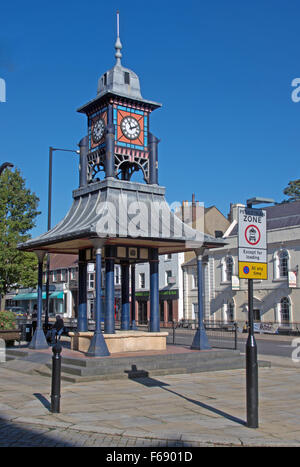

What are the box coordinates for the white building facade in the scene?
[183,200,300,330]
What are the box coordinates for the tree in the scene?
[283,179,300,202]
[0,167,41,307]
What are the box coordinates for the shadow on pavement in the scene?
[33,393,51,412]
[127,366,246,426]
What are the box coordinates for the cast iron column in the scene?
[131,264,138,330]
[77,250,88,332]
[87,244,110,357]
[78,135,88,188]
[105,246,115,334]
[191,249,210,350]
[148,132,159,185]
[121,262,130,330]
[29,251,48,349]
[149,248,160,332]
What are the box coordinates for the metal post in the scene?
[105,246,115,334]
[149,133,159,185]
[51,342,62,413]
[87,245,110,357]
[78,250,88,332]
[29,251,48,349]
[234,322,238,350]
[130,264,138,330]
[191,251,211,350]
[149,248,160,332]
[246,278,259,428]
[79,136,88,188]
[121,262,130,330]
[173,321,176,345]
[45,147,53,331]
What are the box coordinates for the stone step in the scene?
[44,352,261,379]
[60,349,242,369]
[6,349,29,358]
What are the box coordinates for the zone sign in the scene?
[238,207,266,250]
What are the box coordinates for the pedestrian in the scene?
[46,315,64,344]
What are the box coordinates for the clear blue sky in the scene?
[1,0,299,237]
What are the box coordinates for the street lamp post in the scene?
[45,147,79,330]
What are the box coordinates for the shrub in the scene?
[0,311,17,330]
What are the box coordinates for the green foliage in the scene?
[0,167,41,297]
[0,311,17,330]
[283,179,300,201]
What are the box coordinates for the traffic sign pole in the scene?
[246,277,259,428]
[245,201,259,428]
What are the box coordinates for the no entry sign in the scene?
[238,207,267,280]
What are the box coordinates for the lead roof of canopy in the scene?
[18,179,225,256]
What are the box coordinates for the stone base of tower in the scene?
[69,330,168,354]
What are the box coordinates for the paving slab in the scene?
[0,361,300,446]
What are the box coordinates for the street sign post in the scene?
[238,202,269,429]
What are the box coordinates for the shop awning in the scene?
[49,291,64,299]
[13,291,64,301]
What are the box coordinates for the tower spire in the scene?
[115,10,122,66]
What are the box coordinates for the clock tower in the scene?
[77,12,161,184]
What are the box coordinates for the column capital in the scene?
[194,247,207,260]
[91,238,105,254]
[35,250,46,263]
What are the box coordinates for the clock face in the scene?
[120,116,141,140]
[92,118,105,143]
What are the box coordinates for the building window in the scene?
[53,271,57,282]
[165,254,172,260]
[280,297,290,324]
[115,265,121,285]
[124,71,130,84]
[139,273,145,289]
[253,309,261,321]
[279,250,289,278]
[60,269,66,282]
[70,268,76,280]
[165,270,172,285]
[225,256,233,282]
[88,273,95,290]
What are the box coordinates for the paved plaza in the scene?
[0,353,300,447]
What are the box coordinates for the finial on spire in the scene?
[115,10,122,66]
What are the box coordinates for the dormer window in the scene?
[124,72,130,85]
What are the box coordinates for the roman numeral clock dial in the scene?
[120,116,141,140]
[92,118,105,144]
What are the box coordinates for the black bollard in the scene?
[51,342,62,413]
